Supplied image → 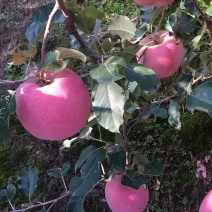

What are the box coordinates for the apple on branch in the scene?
[15,68,90,141]
[134,0,174,6]
[105,174,149,212]
[199,190,212,212]
[136,30,184,79]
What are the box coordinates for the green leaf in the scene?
[0,184,16,203]
[144,161,163,176]
[75,145,96,170]
[168,100,181,130]
[186,81,212,117]
[71,6,105,34]
[121,172,146,190]
[206,7,212,16]
[167,9,197,39]
[32,3,64,24]
[140,6,164,25]
[26,3,65,45]
[47,163,71,179]
[126,63,160,93]
[66,195,85,212]
[90,56,126,85]
[0,118,12,147]
[42,50,66,71]
[107,15,136,41]
[112,45,142,64]
[69,149,106,196]
[108,150,126,172]
[92,82,128,133]
[151,105,168,119]
[18,167,38,197]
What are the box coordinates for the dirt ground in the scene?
[0,0,53,77]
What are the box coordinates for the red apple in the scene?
[199,190,212,212]
[16,68,90,140]
[136,30,184,78]
[134,0,174,6]
[105,174,149,212]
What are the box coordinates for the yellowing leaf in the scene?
[7,46,32,66]
[56,47,87,63]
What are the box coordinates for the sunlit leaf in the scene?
[92,82,128,133]
[168,100,181,130]
[107,15,136,41]
[90,56,126,85]
[186,81,212,117]
[18,167,38,197]
[56,47,86,63]
[63,128,92,149]
[47,163,71,178]
[7,46,32,66]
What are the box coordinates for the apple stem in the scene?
[191,0,212,41]
[155,7,166,34]
[123,114,130,169]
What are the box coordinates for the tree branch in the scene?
[56,0,88,48]
[11,191,70,212]
[123,115,130,168]
[39,3,60,70]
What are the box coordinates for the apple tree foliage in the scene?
[0,0,212,211]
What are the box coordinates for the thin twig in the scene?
[123,115,130,168]
[39,3,60,70]
[11,191,70,212]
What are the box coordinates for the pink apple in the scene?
[16,68,90,140]
[134,0,174,6]
[105,174,149,212]
[136,30,184,78]
[199,190,212,212]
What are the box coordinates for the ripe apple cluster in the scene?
[105,174,149,212]
[134,0,174,6]
[136,30,184,78]
[15,68,90,141]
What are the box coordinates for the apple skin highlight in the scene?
[105,174,149,212]
[136,30,184,79]
[16,68,90,141]
[134,0,174,6]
